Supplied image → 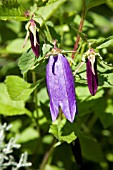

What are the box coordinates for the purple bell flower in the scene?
[86,49,98,96]
[46,53,77,122]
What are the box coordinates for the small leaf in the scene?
[5,75,37,101]
[18,49,36,75]
[0,83,31,116]
[85,0,106,10]
[42,43,53,55]
[35,0,66,26]
[49,119,76,143]
[61,132,77,144]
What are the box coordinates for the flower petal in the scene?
[46,55,59,121]
[86,58,98,95]
[30,31,40,57]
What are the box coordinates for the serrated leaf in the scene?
[35,0,66,26]
[49,119,76,143]
[5,75,37,101]
[0,83,31,116]
[0,0,27,21]
[18,49,36,75]
[85,0,106,10]
[61,132,77,144]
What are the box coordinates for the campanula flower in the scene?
[86,49,98,96]
[46,53,77,122]
[23,19,40,57]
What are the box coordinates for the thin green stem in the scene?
[71,0,86,59]
[32,71,40,135]
[36,14,53,42]
[39,138,56,170]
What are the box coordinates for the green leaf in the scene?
[49,119,76,143]
[85,0,106,10]
[17,127,39,143]
[98,61,113,88]
[18,49,36,75]
[34,61,46,77]
[95,98,113,128]
[35,0,66,26]
[61,132,77,144]
[42,43,53,55]
[6,38,30,54]
[5,75,37,101]
[78,132,104,162]
[0,0,27,21]
[0,83,31,116]
[96,39,113,49]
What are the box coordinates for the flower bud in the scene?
[86,50,98,96]
[23,19,40,57]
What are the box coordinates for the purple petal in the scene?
[46,54,77,122]
[30,31,40,57]
[86,58,98,96]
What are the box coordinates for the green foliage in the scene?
[0,83,31,116]
[35,0,66,25]
[85,0,106,10]
[5,75,37,101]
[49,118,77,144]
[79,133,104,162]
[0,0,27,21]
[18,49,36,75]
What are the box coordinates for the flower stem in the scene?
[71,0,86,59]
[32,71,40,135]
[39,138,56,170]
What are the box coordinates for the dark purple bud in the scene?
[86,57,98,96]
[30,31,40,57]
[46,54,77,122]
[23,19,40,57]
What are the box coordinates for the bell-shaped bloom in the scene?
[46,54,77,122]
[86,57,98,96]
[23,19,40,57]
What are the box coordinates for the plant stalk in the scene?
[32,71,41,135]
[71,0,86,59]
[39,138,56,170]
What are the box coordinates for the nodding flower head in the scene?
[23,19,40,57]
[86,49,98,96]
[46,53,77,122]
